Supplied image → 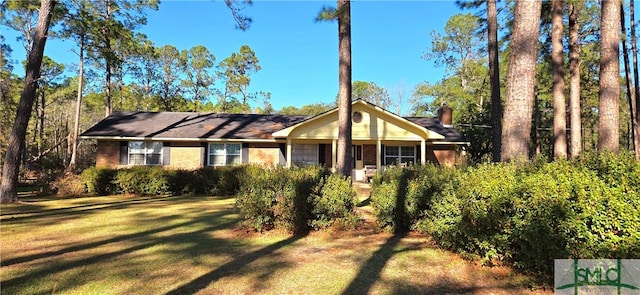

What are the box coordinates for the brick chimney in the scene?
[437,105,453,127]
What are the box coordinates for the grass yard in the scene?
[1,194,550,295]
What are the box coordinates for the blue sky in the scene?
[3,1,463,114]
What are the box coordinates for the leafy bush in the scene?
[235,166,360,233]
[235,166,279,232]
[310,174,359,230]
[372,154,640,283]
[80,167,116,195]
[191,168,218,195]
[113,166,170,195]
[166,169,197,196]
[576,151,640,194]
[449,163,519,264]
[406,164,460,225]
[215,166,247,196]
[370,166,405,231]
[236,166,328,233]
[371,164,460,233]
[78,165,249,197]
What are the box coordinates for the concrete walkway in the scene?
[352,181,371,198]
[353,181,376,224]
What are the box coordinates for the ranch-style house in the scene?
[81,100,469,181]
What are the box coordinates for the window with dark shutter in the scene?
[208,143,242,166]
[127,141,163,165]
[120,141,128,165]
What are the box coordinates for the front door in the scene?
[352,145,363,169]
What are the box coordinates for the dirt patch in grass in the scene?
[1,194,550,294]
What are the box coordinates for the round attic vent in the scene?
[352,111,363,123]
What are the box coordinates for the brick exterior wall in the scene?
[426,145,456,167]
[169,146,203,169]
[248,143,281,166]
[96,140,120,168]
[94,140,459,169]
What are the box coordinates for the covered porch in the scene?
[272,100,461,181]
[282,139,429,182]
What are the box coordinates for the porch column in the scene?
[331,139,337,171]
[376,139,382,171]
[420,139,426,164]
[286,138,292,168]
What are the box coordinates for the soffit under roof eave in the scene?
[273,128,445,141]
[425,130,445,140]
[272,134,444,141]
[429,141,471,146]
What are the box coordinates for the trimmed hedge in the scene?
[310,174,359,230]
[235,166,359,233]
[80,167,117,195]
[371,152,640,282]
[236,166,326,233]
[79,166,248,196]
[77,164,360,234]
[370,163,461,233]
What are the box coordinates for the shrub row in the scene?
[64,165,359,234]
[370,152,640,282]
[236,166,359,233]
[77,165,248,196]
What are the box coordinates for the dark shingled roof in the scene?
[82,111,468,143]
[405,117,468,143]
[81,112,309,140]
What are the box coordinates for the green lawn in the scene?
[1,194,549,294]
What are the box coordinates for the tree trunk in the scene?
[501,0,542,161]
[534,91,541,155]
[69,36,85,171]
[105,62,112,116]
[32,92,39,148]
[487,0,502,162]
[621,2,637,153]
[598,0,621,153]
[39,87,45,158]
[569,3,582,158]
[552,0,567,159]
[0,0,56,203]
[336,0,352,177]
[104,0,113,117]
[631,0,640,159]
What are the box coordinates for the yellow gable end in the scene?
[287,102,432,141]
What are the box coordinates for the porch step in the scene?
[352,181,371,197]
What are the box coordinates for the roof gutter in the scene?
[429,141,471,146]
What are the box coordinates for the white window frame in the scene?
[128,141,163,166]
[208,143,242,167]
[384,145,415,166]
[292,144,318,167]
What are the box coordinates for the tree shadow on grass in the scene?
[164,232,307,295]
[1,195,180,223]
[1,194,305,295]
[343,168,413,295]
[386,277,487,295]
[1,213,241,293]
[0,197,235,267]
[341,233,412,295]
[356,196,371,207]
